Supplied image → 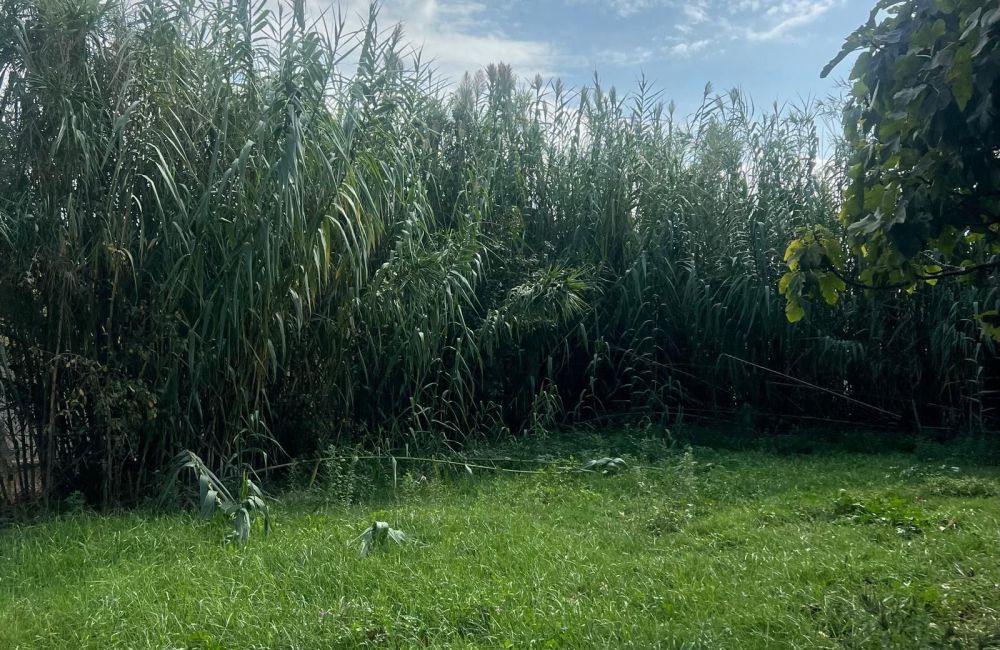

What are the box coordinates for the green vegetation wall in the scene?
[0,0,996,504]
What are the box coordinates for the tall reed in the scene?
[0,0,994,505]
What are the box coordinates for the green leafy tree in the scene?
[781,0,1000,332]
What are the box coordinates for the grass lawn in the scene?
[1,434,998,649]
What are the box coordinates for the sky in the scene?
[314,0,872,117]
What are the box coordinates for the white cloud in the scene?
[744,1,833,41]
[598,46,658,67]
[662,0,842,60]
[416,31,557,76]
[668,38,711,58]
[308,0,558,80]
[607,0,663,17]
[682,4,708,23]
[567,0,840,65]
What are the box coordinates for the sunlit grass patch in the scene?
[1,445,998,649]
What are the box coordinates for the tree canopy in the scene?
[781,0,1000,330]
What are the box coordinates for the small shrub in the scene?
[399,470,433,498]
[63,491,87,515]
[318,445,363,504]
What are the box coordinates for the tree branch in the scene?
[826,259,1000,292]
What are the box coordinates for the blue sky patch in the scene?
[318,1,870,116]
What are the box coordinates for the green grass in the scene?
[2,439,999,649]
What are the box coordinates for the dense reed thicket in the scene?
[1,0,996,505]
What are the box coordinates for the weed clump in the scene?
[921,476,998,498]
[832,490,931,536]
